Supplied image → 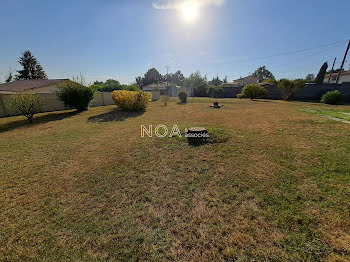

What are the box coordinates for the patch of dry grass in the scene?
[1,98,350,261]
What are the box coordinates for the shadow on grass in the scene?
[177,101,187,105]
[87,108,145,123]
[0,110,78,133]
[252,99,277,103]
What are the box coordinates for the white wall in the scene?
[324,74,350,84]
[0,92,115,117]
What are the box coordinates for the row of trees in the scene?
[3,50,342,92]
[135,68,185,88]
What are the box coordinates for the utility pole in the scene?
[335,39,350,84]
[328,57,336,84]
[165,65,170,88]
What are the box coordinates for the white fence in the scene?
[0,91,159,117]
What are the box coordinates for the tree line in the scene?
[3,50,347,92]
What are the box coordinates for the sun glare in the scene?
[180,2,199,23]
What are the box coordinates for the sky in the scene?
[0,0,349,84]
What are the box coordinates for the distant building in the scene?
[323,70,350,84]
[143,82,195,97]
[142,82,168,95]
[0,79,72,94]
[222,76,258,88]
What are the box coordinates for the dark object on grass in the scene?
[185,127,209,145]
[210,101,222,108]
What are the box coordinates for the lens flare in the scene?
[180,2,199,23]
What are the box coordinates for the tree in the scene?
[5,72,13,83]
[208,76,222,86]
[223,75,228,83]
[103,79,122,91]
[8,94,46,123]
[305,74,315,82]
[183,71,208,97]
[252,66,274,82]
[277,79,305,101]
[124,84,141,91]
[315,62,328,84]
[91,79,123,92]
[242,84,267,100]
[135,76,144,89]
[135,68,163,89]
[167,70,185,86]
[143,68,163,86]
[16,50,47,80]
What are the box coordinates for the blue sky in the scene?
[0,0,349,84]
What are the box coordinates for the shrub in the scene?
[207,85,224,98]
[161,95,170,106]
[124,84,141,92]
[242,84,267,100]
[111,90,152,110]
[321,90,343,105]
[56,83,95,112]
[237,93,243,99]
[8,93,46,122]
[277,79,305,100]
[90,84,104,91]
[178,91,188,103]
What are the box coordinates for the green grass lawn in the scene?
[1,98,350,261]
[301,107,350,122]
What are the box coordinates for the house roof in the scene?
[324,70,350,78]
[143,82,168,89]
[234,75,258,82]
[222,83,239,87]
[0,79,68,92]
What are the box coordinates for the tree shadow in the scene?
[177,101,187,105]
[0,110,78,133]
[87,108,145,123]
[251,99,277,103]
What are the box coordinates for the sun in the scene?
[180,2,199,23]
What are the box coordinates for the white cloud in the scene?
[152,0,225,10]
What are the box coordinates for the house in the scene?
[143,82,195,98]
[142,82,168,95]
[222,75,258,88]
[323,70,350,84]
[0,79,72,94]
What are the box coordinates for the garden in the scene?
[1,95,350,261]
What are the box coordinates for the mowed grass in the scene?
[301,107,350,122]
[1,98,350,261]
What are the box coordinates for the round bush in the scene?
[56,83,95,112]
[178,91,188,103]
[321,90,343,105]
[242,84,267,100]
[112,90,152,110]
